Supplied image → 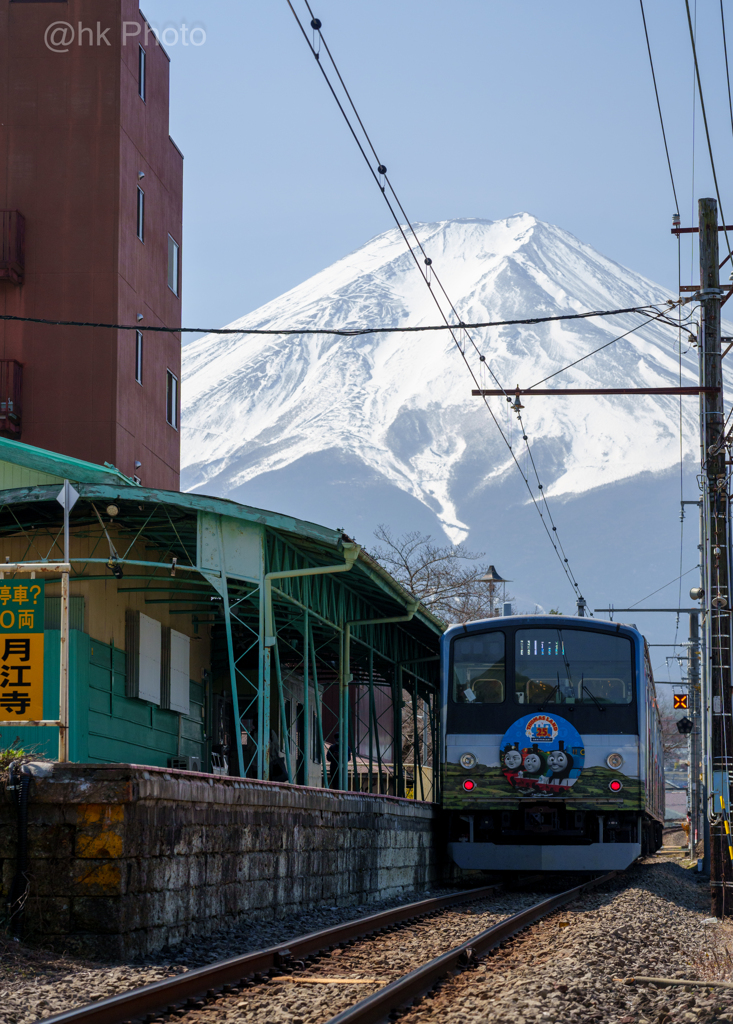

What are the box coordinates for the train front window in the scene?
[452,631,505,703]
[514,628,633,705]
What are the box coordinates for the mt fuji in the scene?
[181,214,716,614]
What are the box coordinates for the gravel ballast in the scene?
[0,884,470,1024]
[3,851,731,1024]
[399,859,733,1024]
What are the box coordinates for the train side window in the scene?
[452,631,505,703]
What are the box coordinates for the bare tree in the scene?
[371,525,512,625]
[660,711,689,766]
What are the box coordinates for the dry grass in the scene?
[0,745,53,783]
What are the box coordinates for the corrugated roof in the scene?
[0,437,137,487]
[0,440,444,638]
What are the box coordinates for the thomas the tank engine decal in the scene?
[500,714,585,795]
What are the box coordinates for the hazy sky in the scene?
[140,0,733,331]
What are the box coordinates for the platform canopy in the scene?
[0,437,444,800]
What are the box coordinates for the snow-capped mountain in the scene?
[181,214,713,612]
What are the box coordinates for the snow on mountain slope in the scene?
[181,214,714,544]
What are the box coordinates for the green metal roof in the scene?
[0,437,137,488]
[0,440,445,637]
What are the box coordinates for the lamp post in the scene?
[479,565,511,617]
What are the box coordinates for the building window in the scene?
[168,235,180,296]
[135,331,143,384]
[136,187,145,242]
[166,370,178,430]
[139,46,146,101]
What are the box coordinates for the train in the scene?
[440,614,665,871]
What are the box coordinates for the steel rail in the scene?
[326,872,617,1024]
[39,882,525,1024]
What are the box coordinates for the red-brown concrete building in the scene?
[0,0,183,489]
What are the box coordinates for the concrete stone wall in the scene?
[0,763,454,958]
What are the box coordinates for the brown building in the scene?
[0,0,183,489]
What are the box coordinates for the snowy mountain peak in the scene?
[181,215,709,544]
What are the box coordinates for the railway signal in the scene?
[676,716,694,736]
[674,694,689,710]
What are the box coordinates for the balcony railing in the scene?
[0,361,23,437]
[0,212,25,285]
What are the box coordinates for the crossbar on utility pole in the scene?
[699,198,733,915]
[472,387,717,397]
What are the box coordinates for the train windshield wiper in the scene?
[582,678,605,712]
[537,684,559,711]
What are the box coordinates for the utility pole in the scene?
[55,479,77,762]
[688,611,702,865]
[699,198,733,915]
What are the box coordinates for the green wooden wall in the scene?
[0,630,206,768]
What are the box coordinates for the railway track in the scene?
[40,873,615,1024]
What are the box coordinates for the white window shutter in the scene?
[169,629,190,715]
[138,613,162,705]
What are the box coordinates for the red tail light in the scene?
[463,779,476,791]
[609,779,623,792]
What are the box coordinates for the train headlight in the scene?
[606,753,624,770]
[460,752,477,770]
[463,779,477,791]
[609,779,623,792]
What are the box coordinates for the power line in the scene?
[0,303,676,337]
[684,0,733,262]
[639,0,681,213]
[285,2,648,604]
[720,0,733,145]
[628,564,701,609]
[528,307,698,389]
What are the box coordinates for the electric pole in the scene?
[688,611,701,865]
[699,198,733,914]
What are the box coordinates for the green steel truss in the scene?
[0,479,443,800]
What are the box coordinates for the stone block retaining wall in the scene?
[0,763,454,958]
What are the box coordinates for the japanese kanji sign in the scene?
[673,693,689,710]
[0,580,44,720]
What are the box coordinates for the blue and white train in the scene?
[441,615,664,871]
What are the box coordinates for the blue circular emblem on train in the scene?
[499,714,585,795]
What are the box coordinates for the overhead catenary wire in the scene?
[284,1,665,604]
[639,0,681,214]
[294,0,477,345]
[684,0,733,263]
[721,0,733,145]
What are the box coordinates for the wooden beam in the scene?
[672,224,733,234]
[472,386,718,397]
[679,285,733,293]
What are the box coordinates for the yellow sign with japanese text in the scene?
[0,581,44,720]
[0,635,45,719]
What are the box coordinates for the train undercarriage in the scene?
[446,805,664,871]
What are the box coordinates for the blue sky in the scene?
[140,0,733,330]
[138,0,722,673]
